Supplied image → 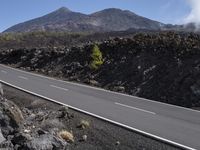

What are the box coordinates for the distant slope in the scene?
[90,8,164,31]
[4,7,164,33]
[3,7,104,33]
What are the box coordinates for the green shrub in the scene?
[90,44,103,70]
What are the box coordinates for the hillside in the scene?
[4,7,164,33]
[1,31,200,108]
[0,30,158,49]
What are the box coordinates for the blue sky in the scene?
[0,0,191,32]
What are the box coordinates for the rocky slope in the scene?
[0,30,153,50]
[0,84,179,150]
[0,130,5,143]
[4,7,164,33]
[1,31,200,108]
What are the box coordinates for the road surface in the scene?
[0,64,200,150]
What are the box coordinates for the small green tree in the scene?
[90,44,103,70]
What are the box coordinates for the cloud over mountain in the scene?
[184,0,200,27]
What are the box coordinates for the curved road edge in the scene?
[0,79,196,150]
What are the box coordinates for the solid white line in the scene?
[1,64,199,114]
[18,76,28,80]
[115,102,156,115]
[1,70,7,74]
[50,85,69,92]
[0,79,196,150]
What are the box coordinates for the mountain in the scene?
[90,8,164,31]
[4,7,164,33]
[4,7,103,33]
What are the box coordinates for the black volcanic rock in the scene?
[4,7,164,33]
[1,32,200,108]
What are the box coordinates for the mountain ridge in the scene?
[3,7,164,33]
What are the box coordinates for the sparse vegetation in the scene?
[0,31,88,49]
[0,30,152,50]
[58,130,74,143]
[1,31,200,108]
[0,84,178,150]
[78,119,90,129]
[90,44,104,70]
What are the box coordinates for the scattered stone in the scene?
[115,141,120,146]
[57,106,69,118]
[27,113,36,121]
[0,99,24,136]
[24,134,67,150]
[0,129,5,143]
[0,140,14,149]
[37,129,46,135]
[114,86,125,92]
[26,67,31,71]
[89,80,99,86]
[24,129,31,133]
[12,132,32,145]
[82,135,87,142]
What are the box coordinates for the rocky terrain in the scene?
[3,7,165,33]
[0,30,155,50]
[0,130,5,143]
[0,84,180,150]
[1,31,200,109]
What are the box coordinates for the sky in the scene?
[0,0,192,32]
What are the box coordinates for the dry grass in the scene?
[79,120,90,129]
[58,130,74,143]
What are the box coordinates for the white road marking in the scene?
[18,76,28,80]
[50,85,69,92]
[0,79,196,150]
[115,102,156,115]
[1,70,7,74]
[1,64,199,114]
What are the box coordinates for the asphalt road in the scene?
[0,64,200,150]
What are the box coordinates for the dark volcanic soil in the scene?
[1,32,200,108]
[0,84,181,150]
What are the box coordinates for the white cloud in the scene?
[184,0,200,25]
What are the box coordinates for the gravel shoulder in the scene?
[0,83,182,150]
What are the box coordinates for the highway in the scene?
[0,64,200,150]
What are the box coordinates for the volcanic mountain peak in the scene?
[91,8,136,15]
[3,7,164,33]
[56,7,71,13]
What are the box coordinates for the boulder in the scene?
[89,80,99,86]
[24,134,67,150]
[0,99,24,136]
[114,86,125,92]
[11,132,32,145]
[0,129,5,143]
